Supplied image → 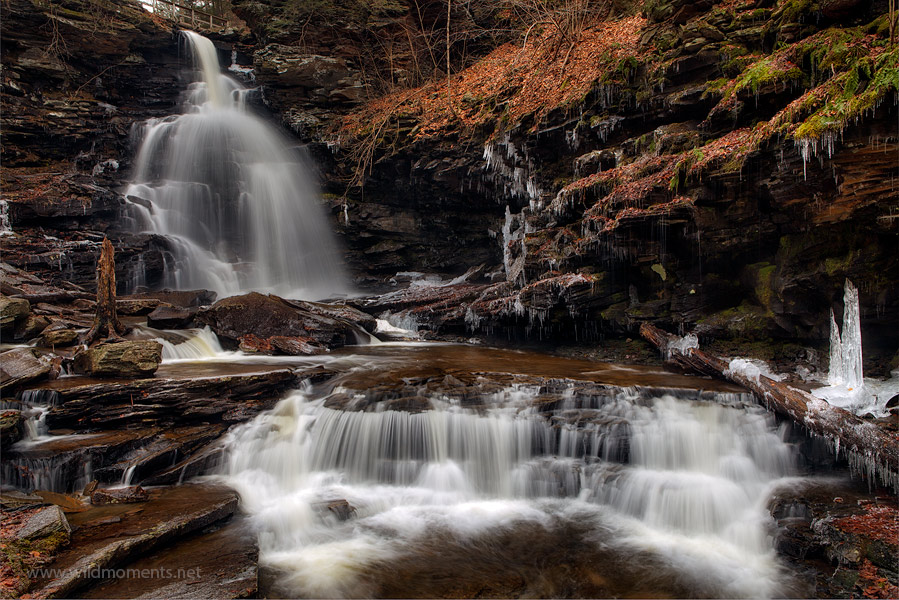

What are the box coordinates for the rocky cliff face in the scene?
[233,0,897,364]
[1,0,896,364]
[1,0,188,290]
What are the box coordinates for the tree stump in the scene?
[83,238,127,345]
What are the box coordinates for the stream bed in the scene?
[203,342,809,598]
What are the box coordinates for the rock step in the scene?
[78,516,257,600]
[30,483,240,599]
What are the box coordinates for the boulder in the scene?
[116,298,164,315]
[33,491,89,512]
[1,409,23,449]
[0,490,45,510]
[16,505,71,540]
[122,289,217,308]
[0,347,51,391]
[14,313,51,340]
[197,292,360,352]
[90,485,149,505]
[0,295,31,330]
[285,299,378,334]
[270,335,327,355]
[73,340,162,378]
[146,305,197,329]
[40,324,80,347]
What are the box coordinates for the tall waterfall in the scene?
[221,384,798,598]
[124,31,347,299]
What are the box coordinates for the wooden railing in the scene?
[149,0,230,32]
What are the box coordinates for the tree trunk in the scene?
[639,322,898,491]
[83,238,127,345]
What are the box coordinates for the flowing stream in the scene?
[124,31,347,299]
[210,342,803,599]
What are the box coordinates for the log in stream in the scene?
[639,323,898,491]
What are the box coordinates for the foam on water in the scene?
[220,381,798,597]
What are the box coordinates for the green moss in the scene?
[823,254,852,277]
[777,0,819,24]
[744,262,777,312]
[696,302,776,339]
[794,46,899,140]
[702,77,731,98]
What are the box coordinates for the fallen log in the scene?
[639,322,898,491]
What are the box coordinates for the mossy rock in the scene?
[695,302,780,340]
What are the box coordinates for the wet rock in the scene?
[140,441,226,486]
[90,486,149,505]
[286,299,378,334]
[1,261,94,303]
[1,409,23,449]
[14,313,51,340]
[73,340,162,378]
[0,347,51,391]
[33,491,90,512]
[0,295,31,330]
[312,498,356,521]
[31,484,239,600]
[40,324,81,347]
[270,335,327,355]
[43,368,306,430]
[116,298,164,316]
[575,149,617,176]
[770,480,899,597]
[255,45,367,107]
[237,333,274,354]
[0,490,45,510]
[5,429,162,493]
[79,517,258,600]
[123,289,217,309]
[821,0,863,19]
[16,505,71,540]
[94,425,225,485]
[146,305,197,329]
[198,292,361,351]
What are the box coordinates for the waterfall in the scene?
[156,326,227,361]
[124,31,347,300]
[220,383,797,598]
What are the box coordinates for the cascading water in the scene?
[221,380,800,598]
[124,31,347,299]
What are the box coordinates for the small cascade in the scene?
[221,382,797,597]
[1,452,93,494]
[156,326,227,361]
[125,31,348,300]
[16,390,61,443]
[813,278,898,416]
[2,389,95,493]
